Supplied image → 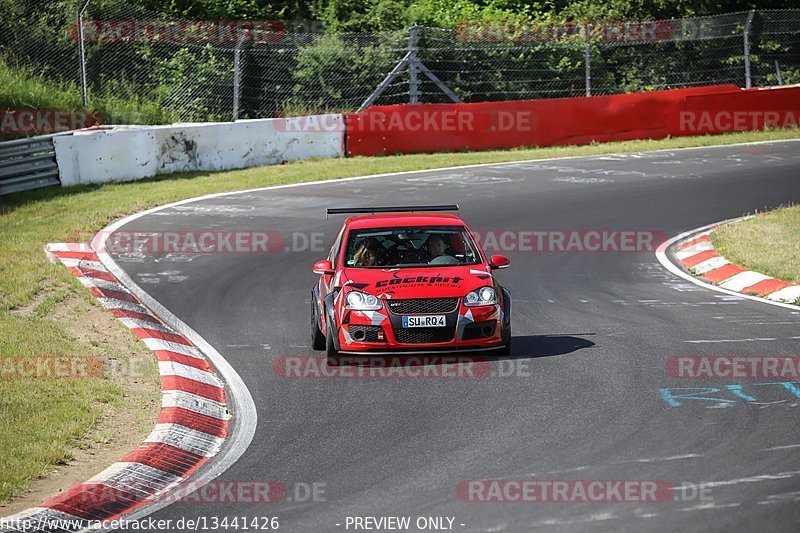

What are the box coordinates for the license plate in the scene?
[402,315,446,328]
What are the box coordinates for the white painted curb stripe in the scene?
[85,462,182,495]
[117,317,169,332]
[767,285,800,304]
[77,276,127,292]
[96,298,150,314]
[143,338,201,358]
[675,240,715,260]
[691,256,730,275]
[656,218,800,311]
[157,361,220,387]
[59,258,107,271]
[144,424,225,458]
[94,239,256,528]
[718,271,771,291]
[24,246,233,533]
[162,391,230,420]
[46,243,94,253]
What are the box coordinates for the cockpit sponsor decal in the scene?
[374,271,464,290]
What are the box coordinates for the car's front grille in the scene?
[393,327,456,344]
[349,325,384,342]
[387,298,459,315]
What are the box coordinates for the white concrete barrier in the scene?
[54,115,345,187]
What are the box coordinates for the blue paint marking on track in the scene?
[660,381,800,407]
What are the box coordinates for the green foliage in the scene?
[3,0,800,123]
[149,45,234,121]
[308,0,800,31]
[290,33,404,110]
[138,0,300,19]
[0,56,177,132]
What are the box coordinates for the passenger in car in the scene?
[353,237,384,266]
[425,234,457,264]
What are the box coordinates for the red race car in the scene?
[311,205,511,361]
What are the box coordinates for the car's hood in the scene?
[340,265,494,299]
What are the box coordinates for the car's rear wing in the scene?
[326,205,459,218]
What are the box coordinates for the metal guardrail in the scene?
[0,134,62,196]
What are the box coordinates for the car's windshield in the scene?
[345,226,481,268]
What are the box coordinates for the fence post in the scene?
[775,60,783,85]
[77,0,91,106]
[584,23,592,97]
[233,31,248,121]
[358,23,460,111]
[743,9,755,89]
[408,23,421,104]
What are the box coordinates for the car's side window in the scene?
[328,226,345,266]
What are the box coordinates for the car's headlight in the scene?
[464,286,497,306]
[346,290,382,311]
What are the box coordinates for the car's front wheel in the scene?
[311,300,326,351]
[497,323,512,357]
[325,325,340,366]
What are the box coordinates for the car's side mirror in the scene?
[489,254,510,270]
[313,259,334,275]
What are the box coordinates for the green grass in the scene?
[712,205,800,285]
[1,127,799,502]
[0,312,124,501]
[0,57,178,137]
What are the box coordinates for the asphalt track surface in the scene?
[109,142,800,532]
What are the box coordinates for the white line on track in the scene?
[683,337,789,343]
[760,444,800,452]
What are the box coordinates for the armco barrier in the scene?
[0,133,62,195]
[54,115,344,186]
[343,84,800,156]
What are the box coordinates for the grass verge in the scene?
[0,56,177,139]
[712,205,800,285]
[1,128,799,503]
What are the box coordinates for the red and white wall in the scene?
[52,85,800,187]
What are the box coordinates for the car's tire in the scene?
[326,325,340,366]
[497,324,512,357]
[311,301,326,351]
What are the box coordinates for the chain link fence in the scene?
[1,3,799,124]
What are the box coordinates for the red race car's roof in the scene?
[345,213,466,229]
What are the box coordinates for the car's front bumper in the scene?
[337,301,505,353]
